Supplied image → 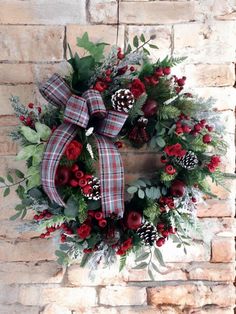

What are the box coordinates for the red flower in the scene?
[77,224,91,239]
[122,238,133,251]
[207,163,216,173]
[65,140,83,160]
[93,81,108,92]
[164,143,186,158]
[130,78,146,99]
[211,155,221,167]
[165,165,176,175]
[55,166,70,186]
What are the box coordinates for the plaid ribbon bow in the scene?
[39,73,131,218]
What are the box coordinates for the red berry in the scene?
[206,125,213,132]
[177,78,185,86]
[46,213,52,218]
[75,170,84,179]
[115,141,123,149]
[182,125,191,133]
[105,69,112,76]
[105,76,112,83]
[200,119,206,126]
[194,124,202,132]
[70,179,79,187]
[84,174,93,180]
[192,197,197,203]
[71,164,79,172]
[163,67,171,75]
[156,237,165,247]
[19,115,25,121]
[61,234,66,243]
[157,223,165,230]
[28,103,34,109]
[95,212,103,220]
[37,107,42,113]
[161,230,169,238]
[39,213,44,220]
[78,178,88,188]
[130,66,135,72]
[40,233,46,239]
[117,52,125,60]
[33,214,39,221]
[98,219,107,228]
[155,68,164,77]
[66,229,73,235]
[48,227,55,233]
[203,134,212,144]
[43,209,48,215]
[45,231,50,237]
[175,127,183,135]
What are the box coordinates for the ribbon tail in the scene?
[41,123,78,207]
[95,134,125,218]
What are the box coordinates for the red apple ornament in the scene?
[170,180,186,197]
[142,99,158,117]
[126,211,142,230]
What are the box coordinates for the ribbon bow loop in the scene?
[39,74,131,218]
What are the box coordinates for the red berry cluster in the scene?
[55,164,94,196]
[19,103,42,127]
[116,238,133,255]
[34,209,52,221]
[143,66,171,86]
[206,155,221,173]
[158,196,175,210]
[88,210,107,228]
[156,223,176,247]
[164,143,186,158]
[172,75,186,94]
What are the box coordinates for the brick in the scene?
[0,127,18,155]
[0,304,40,314]
[211,237,235,262]
[88,0,118,24]
[186,262,235,282]
[40,303,71,314]
[100,286,147,306]
[66,24,125,58]
[67,262,126,286]
[0,62,68,84]
[120,1,198,24]
[179,64,235,87]
[0,219,40,240]
[0,284,18,304]
[126,25,172,60]
[0,261,65,284]
[0,25,64,62]
[0,0,86,25]
[197,199,235,217]
[0,238,56,261]
[147,283,235,307]
[0,115,18,126]
[173,21,236,63]
[18,286,97,307]
[74,307,169,314]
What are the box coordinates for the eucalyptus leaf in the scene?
[156,137,166,148]
[154,247,165,267]
[148,268,155,281]
[133,262,148,269]
[10,211,22,221]
[16,145,36,161]
[151,262,162,273]
[136,179,146,187]
[35,122,51,141]
[64,196,78,218]
[127,186,138,194]
[135,251,150,262]
[21,126,40,143]
[138,189,145,199]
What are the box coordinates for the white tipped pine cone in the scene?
[83,176,101,201]
[176,151,198,170]
[137,221,158,246]
[111,89,135,113]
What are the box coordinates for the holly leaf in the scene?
[35,122,51,141]
[21,126,40,143]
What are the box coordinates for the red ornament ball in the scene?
[203,134,212,144]
[170,180,186,197]
[142,99,158,117]
[126,211,142,230]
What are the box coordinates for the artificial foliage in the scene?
[0,32,232,277]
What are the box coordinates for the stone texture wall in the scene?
[0,1,235,313]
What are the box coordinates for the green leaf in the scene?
[27,173,41,190]
[80,253,91,267]
[16,185,25,199]
[140,34,145,43]
[126,44,132,54]
[156,137,166,148]
[136,179,146,187]
[32,144,44,166]
[3,187,10,197]
[21,208,27,219]
[15,169,24,179]
[133,35,139,48]
[64,196,78,218]
[133,262,148,269]
[35,122,51,141]
[135,251,150,262]
[138,189,145,199]
[7,174,14,184]
[28,188,43,200]
[15,204,25,211]
[148,268,155,281]
[21,126,40,143]
[151,262,161,273]
[143,47,150,55]
[127,186,138,194]
[0,176,5,183]
[154,247,165,267]
[16,145,36,161]
[148,44,159,49]
[10,211,22,221]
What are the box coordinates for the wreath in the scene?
[1,33,230,276]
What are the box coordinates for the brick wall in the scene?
[0,1,235,313]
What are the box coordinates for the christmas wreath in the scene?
[1,33,230,276]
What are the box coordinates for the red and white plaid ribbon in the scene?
[39,74,130,218]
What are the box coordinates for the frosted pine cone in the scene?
[111,89,134,113]
[176,151,198,170]
[83,176,101,201]
[137,221,158,246]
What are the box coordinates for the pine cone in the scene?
[83,176,101,201]
[111,89,134,113]
[175,151,198,170]
[137,221,158,246]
